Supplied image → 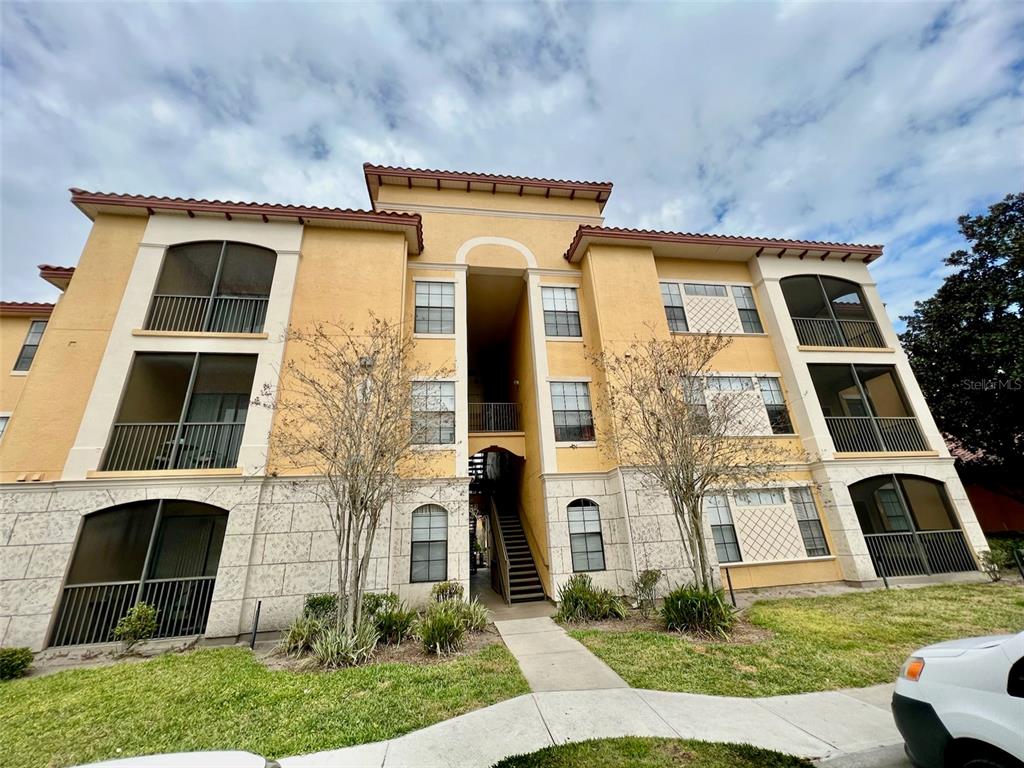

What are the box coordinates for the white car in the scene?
[75,752,279,768]
[893,631,1024,768]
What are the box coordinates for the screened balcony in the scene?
[781,275,884,348]
[809,364,927,452]
[145,241,275,334]
[101,353,257,471]
[850,475,975,578]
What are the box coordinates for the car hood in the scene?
[916,634,1015,658]
[75,751,270,768]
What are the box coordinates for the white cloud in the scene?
[1,0,1021,332]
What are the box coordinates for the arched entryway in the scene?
[50,500,228,647]
[849,474,976,578]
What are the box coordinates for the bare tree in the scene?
[256,316,448,635]
[591,331,797,590]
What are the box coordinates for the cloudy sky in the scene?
[2,1,1021,327]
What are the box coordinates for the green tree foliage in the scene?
[900,193,1023,484]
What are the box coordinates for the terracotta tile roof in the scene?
[68,188,424,253]
[563,225,884,263]
[363,164,613,211]
[37,264,75,291]
[37,264,75,274]
[0,301,55,316]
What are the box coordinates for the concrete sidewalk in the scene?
[278,684,902,768]
[493,617,627,691]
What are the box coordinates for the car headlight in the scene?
[900,656,925,681]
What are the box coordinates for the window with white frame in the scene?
[414,282,455,334]
[551,381,594,441]
[568,499,605,571]
[705,494,741,563]
[542,287,582,337]
[791,488,830,557]
[410,504,448,582]
[734,488,786,506]
[411,382,455,444]
[706,376,753,392]
[0,415,9,442]
[758,377,794,434]
[13,320,47,371]
[683,376,709,431]
[660,282,688,332]
[732,286,764,333]
[684,283,728,297]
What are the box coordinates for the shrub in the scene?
[282,614,324,656]
[986,536,1024,570]
[431,580,465,603]
[113,603,158,651]
[662,585,735,638]
[304,593,339,622]
[459,598,490,632]
[633,569,662,618]
[376,603,417,645]
[419,600,468,654]
[312,622,379,668]
[555,573,627,622]
[980,551,1002,582]
[362,591,399,622]
[0,647,33,681]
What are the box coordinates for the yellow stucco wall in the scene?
[0,214,147,481]
[721,557,843,590]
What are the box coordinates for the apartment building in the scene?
[0,165,987,651]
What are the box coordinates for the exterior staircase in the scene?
[495,499,546,604]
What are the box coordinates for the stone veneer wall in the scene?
[0,477,469,650]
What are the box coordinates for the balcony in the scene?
[791,317,884,348]
[100,353,256,472]
[825,415,927,453]
[469,402,521,432]
[810,363,929,454]
[782,275,885,348]
[143,240,275,334]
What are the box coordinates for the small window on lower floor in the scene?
[0,415,9,441]
[704,494,741,563]
[791,487,830,557]
[568,498,605,571]
[411,504,448,582]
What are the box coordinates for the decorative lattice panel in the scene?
[685,296,742,334]
[733,503,805,562]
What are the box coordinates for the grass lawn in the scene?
[570,583,1024,697]
[2,644,529,768]
[492,737,811,767]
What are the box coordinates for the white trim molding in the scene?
[455,237,538,269]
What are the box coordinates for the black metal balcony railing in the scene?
[102,422,245,471]
[825,415,927,453]
[50,576,217,647]
[469,402,521,432]
[146,294,269,334]
[792,317,885,348]
[865,530,976,578]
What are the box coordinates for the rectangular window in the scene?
[0,415,8,441]
[568,500,605,572]
[791,487,830,557]
[734,488,786,506]
[706,376,753,392]
[542,287,582,337]
[414,282,455,335]
[13,320,47,371]
[732,286,764,333]
[411,506,448,582]
[660,282,688,332]
[683,377,710,431]
[877,488,911,531]
[704,494,741,563]
[684,283,728,297]
[412,382,456,444]
[758,377,794,434]
[551,381,594,442]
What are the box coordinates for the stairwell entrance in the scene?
[469,448,546,606]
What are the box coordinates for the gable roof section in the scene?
[0,301,55,317]
[563,226,884,264]
[363,164,613,212]
[68,188,423,254]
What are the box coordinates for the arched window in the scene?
[411,504,448,582]
[146,241,276,333]
[780,275,883,348]
[567,499,605,572]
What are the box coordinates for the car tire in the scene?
[957,747,1024,768]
